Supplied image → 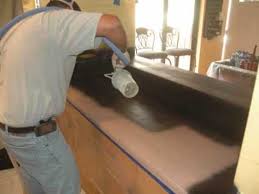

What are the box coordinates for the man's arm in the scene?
[96,15,127,52]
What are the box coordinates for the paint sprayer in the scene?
[0,7,139,98]
[102,38,139,98]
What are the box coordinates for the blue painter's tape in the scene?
[113,0,121,6]
[67,100,176,194]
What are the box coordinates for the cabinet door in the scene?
[57,103,102,194]
[98,133,137,193]
[58,103,167,194]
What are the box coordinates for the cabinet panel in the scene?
[98,134,137,193]
[57,106,78,151]
[134,167,167,194]
[58,103,167,194]
[57,104,101,194]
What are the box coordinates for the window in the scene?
[239,0,259,2]
[35,0,41,8]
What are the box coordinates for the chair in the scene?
[162,26,193,68]
[135,27,171,65]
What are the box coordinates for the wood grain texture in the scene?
[67,56,243,193]
[130,58,253,143]
[57,102,167,194]
[133,57,254,109]
[72,55,252,143]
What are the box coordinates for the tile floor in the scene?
[0,169,86,194]
[0,169,24,194]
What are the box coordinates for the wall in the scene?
[234,70,259,193]
[224,0,259,58]
[0,0,23,149]
[0,0,23,27]
[197,0,259,74]
[226,2,259,193]
[22,0,35,12]
[39,0,135,47]
[196,0,229,74]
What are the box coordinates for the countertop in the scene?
[67,57,243,194]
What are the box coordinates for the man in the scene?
[0,0,128,193]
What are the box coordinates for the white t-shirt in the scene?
[0,9,102,127]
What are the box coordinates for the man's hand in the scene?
[112,51,130,69]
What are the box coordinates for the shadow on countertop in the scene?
[71,55,243,146]
[71,72,183,132]
[189,163,237,194]
[71,54,242,194]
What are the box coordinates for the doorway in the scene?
[135,0,196,70]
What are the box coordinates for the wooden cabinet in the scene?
[57,103,167,194]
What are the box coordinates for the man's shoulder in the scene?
[43,9,84,18]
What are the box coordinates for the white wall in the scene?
[231,4,259,192]
[197,0,259,74]
[234,69,259,193]
[225,0,259,57]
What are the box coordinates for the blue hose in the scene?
[0,7,130,66]
[102,37,130,66]
[0,7,60,40]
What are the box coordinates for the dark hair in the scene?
[46,0,81,11]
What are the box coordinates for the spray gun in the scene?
[103,38,139,98]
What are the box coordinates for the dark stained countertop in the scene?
[67,55,253,194]
[132,57,254,109]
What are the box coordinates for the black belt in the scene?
[0,119,57,137]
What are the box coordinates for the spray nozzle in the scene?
[102,38,139,98]
[104,69,139,98]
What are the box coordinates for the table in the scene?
[207,60,257,88]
